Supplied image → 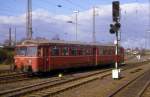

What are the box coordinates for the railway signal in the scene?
[110,1,121,79]
[109,24,115,34]
[112,1,120,22]
[109,22,121,34]
[115,22,121,28]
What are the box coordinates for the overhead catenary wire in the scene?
[61,0,86,11]
[45,0,75,12]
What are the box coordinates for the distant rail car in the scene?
[14,40,124,73]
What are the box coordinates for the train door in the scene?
[93,47,98,65]
[43,46,49,72]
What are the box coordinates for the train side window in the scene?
[45,47,49,56]
[109,49,112,55]
[108,48,111,55]
[71,48,77,56]
[112,48,115,55]
[103,49,106,55]
[118,48,121,54]
[108,48,110,55]
[51,46,59,56]
[99,48,103,55]
[106,49,108,55]
[82,48,86,55]
[85,49,90,55]
[90,48,93,55]
[113,48,115,54]
[78,48,84,55]
[62,47,69,56]
[107,48,110,55]
[110,48,112,55]
[38,48,42,57]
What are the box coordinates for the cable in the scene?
[65,0,84,9]
[44,0,76,14]
[61,0,86,11]
[35,0,63,15]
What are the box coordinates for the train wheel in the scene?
[28,66,33,73]
[20,65,24,72]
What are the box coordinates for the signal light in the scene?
[112,1,120,22]
[115,22,121,29]
[109,22,121,34]
[110,28,115,34]
[109,24,115,34]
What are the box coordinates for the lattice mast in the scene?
[26,0,32,40]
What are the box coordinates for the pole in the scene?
[14,28,16,45]
[115,30,119,69]
[74,11,78,41]
[9,27,11,46]
[93,6,96,43]
[75,12,78,41]
[26,0,32,40]
[111,1,121,79]
[147,0,150,49]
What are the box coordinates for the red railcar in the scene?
[14,40,124,73]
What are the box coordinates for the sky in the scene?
[0,0,150,49]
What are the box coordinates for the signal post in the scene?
[110,1,121,79]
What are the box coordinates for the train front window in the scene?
[16,47,37,56]
[27,47,37,56]
[16,47,27,56]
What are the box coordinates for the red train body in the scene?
[14,40,124,73]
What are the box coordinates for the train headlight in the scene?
[15,60,17,63]
[28,59,32,65]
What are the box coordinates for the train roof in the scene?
[16,39,118,47]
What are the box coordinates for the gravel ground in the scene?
[141,84,150,97]
[0,77,59,91]
[0,69,107,92]
[50,64,150,97]
[125,54,150,63]
[112,70,150,97]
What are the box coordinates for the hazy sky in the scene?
[0,0,148,15]
[0,0,150,49]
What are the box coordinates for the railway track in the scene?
[0,72,33,84]
[0,60,147,84]
[23,63,149,97]
[0,61,148,97]
[107,69,150,97]
[139,80,150,97]
[0,61,149,97]
[137,81,150,97]
[0,68,113,97]
[0,70,14,76]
